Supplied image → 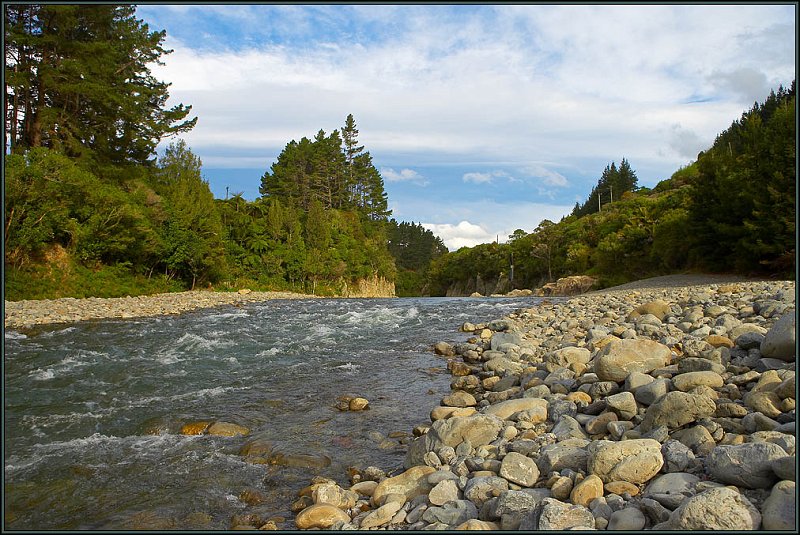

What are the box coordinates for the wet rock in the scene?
[180,421,211,435]
[348,397,370,411]
[294,504,351,529]
[372,466,435,506]
[207,421,249,437]
[434,342,456,356]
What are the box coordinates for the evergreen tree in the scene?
[3,4,196,170]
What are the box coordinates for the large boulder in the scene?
[371,465,436,506]
[405,415,503,468]
[639,391,716,432]
[587,439,664,484]
[593,339,672,382]
[760,312,796,361]
[535,276,598,296]
[761,481,796,530]
[482,398,548,421]
[704,442,787,489]
[652,487,761,530]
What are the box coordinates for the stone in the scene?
[372,466,436,506]
[629,300,672,321]
[715,402,748,418]
[207,421,249,437]
[361,500,403,528]
[652,487,761,530]
[551,415,588,440]
[428,479,460,506]
[421,499,479,526]
[760,313,796,361]
[634,378,671,406]
[434,341,456,356]
[639,391,716,432]
[294,504,351,529]
[761,480,795,530]
[430,406,477,421]
[454,519,499,530]
[267,452,331,469]
[625,371,655,392]
[607,507,647,530]
[771,455,796,481]
[442,390,477,408]
[605,480,639,496]
[482,398,548,421]
[587,439,664,484]
[545,347,592,372]
[570,474,603,507]
[537,440,589,474]
[672,425,716,456]
[483,356,525,376]
[535,498,595,530]
[350,481,378,497]
[463,476,509,507]
[704,442,787,489]
[644,472,699,508]
[594,339,672,383]
[348,397,369,411]
[773,375,796,399]
[586,411,618,435]
[604,391,638,420]
[499,452,540,487]
[743,391,783,418]
[180,421,211,435]
[706,334,735,348]
[672,370,724,391]
[405,415,503,468]
[312,483,357,509]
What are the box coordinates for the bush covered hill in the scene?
[427,82,796,296]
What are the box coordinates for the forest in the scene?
[3,5,795,301]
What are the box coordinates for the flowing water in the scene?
[4,296,538,530]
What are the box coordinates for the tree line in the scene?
[428,82,795,294]
[3,4,432,299]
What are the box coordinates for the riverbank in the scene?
[3,289,321,330]
[286,276,796,530]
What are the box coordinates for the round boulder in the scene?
[594,339,672,383]
[587,439,664,484]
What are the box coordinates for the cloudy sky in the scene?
[138,3,796,249]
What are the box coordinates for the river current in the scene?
[4,296,537,530]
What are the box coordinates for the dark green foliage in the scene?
[387,220,448,295]
[572,158,639,217]
[689,81,795,273]
[4,4,196,171]
[259,114,390,220]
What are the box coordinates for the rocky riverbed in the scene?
[284,276,796,531]
[3,289,319,330]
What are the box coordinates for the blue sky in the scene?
[137,3,796,249]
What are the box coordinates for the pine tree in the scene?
[4,5,196,170]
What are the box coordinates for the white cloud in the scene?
[521,165,569,187]
[422,221,495,250]
[462,170,510,184]
[381,167,428,185]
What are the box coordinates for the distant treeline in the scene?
[427,82,796,295]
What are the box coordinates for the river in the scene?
[4,296,537,530]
